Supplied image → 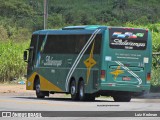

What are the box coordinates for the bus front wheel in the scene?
[35,79,45,98]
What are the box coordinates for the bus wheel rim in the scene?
[36,84,40,93]
[71,85,76,95]
[80,85,84,97]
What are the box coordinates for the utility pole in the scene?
[44,0,48,29]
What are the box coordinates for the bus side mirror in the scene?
[23,50,28,62]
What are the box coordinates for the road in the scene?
[0,93,160,119]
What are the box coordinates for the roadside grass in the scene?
[0,40,29,82]
[151,68,160,86]
[151,68,160,92]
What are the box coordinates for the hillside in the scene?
[0,0,160,31]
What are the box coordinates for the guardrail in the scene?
[152,52,160,68]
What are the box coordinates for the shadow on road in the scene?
[12,96,114,102]
[132,92,160,99]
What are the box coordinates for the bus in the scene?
[24,25,152,102]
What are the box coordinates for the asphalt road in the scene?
[0,94,160,120]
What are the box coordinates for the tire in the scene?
[113,92,131,102]
[78,81,95,101]
[35,78,45,98]
[78,80,85,101]
[70,80,78,101]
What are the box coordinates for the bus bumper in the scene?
[100,83,150,92]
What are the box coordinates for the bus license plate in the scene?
[122,77,131,81]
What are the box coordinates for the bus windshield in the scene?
[109,28,148,50]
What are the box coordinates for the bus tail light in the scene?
[147,73,151,81]
[101,70,106,80]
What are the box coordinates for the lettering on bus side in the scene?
[43,55,62,67]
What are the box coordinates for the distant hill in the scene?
[0,0,160,31]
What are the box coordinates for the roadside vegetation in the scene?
[0,40,29,82]
[0,0,160,89]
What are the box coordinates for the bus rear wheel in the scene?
[79,81,85,101]
[70,80,79,101]
[78,81,95,101]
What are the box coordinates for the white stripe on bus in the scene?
[115,61,142,85]
[116,61,141,80]
[65,29,99,86]
[65,29,101,91]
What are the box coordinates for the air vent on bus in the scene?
[62,25,104,30]
[62,26,86,30]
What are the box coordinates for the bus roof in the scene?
[33,25,107,35]
[32,25,148,35]
[62,25,106,30]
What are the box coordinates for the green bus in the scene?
[24,25,152,102]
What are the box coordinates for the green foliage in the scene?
[9,28,31,42]
[1,0,160,30]
[151,68,160,86]
[0,25,8,41]
[0,41,29,82]
[47,13,65,28]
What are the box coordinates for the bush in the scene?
[151,68,160,86]
[10,28,31,42]
[0,25,8,41]
[0,40,29,82]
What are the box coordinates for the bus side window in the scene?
[75,36,80,53]
[37,35,45,52]
[75,35,88,54]
[43,35,75,54]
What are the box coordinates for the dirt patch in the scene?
[0,84,35,96]
[0,84,69,98]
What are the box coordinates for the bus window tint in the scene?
[43,35,75,54]
[43,34,102,54]
[75,35,87,53]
